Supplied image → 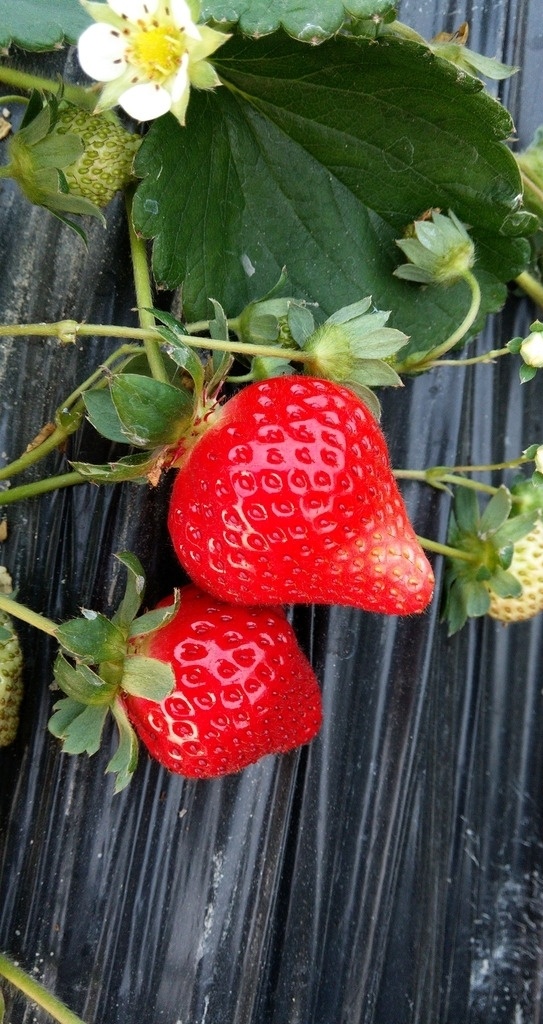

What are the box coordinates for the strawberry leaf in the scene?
[464,580,491,618]
[479,486,512,536]
[71,451,159,483]
[128,597,180,639]
[48,697,109,756]
[0,0,90,50]
[121,655,175,701]
[110,374,193,447]
[451,487,480,535]
[488,569,523,599]
[83,390,128,445]
[201,0,395,39]
[133,32,534,356]
[113,552,146,631]
[53,653,119,705]
[56,613,126,663]
[108,699,139,793]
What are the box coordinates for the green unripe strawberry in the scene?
[0,611,24,747]
[487,517,543,623]
[53,107,140,207]
[6,92,141,234]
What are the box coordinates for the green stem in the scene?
[0,472,87,504]
[0,321,312,363]
[395,469,498,495]
[0,419,82,482]
[0,66,95,109]
[397,269,481,373]
[416,535,478,563]
[452,455,531,473]
[125,192,168,383]
[425,346,510,368]
[0,594,57,636]
[515,271,543,308]
[0,953,87,1024]
[0,345,142,483]
[0,94,29,106]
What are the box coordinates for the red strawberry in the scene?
[168,377,434,614]
[122,586,322,778]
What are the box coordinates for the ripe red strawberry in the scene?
[168,377,434,614]
[122,586,322,778]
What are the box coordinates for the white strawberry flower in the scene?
[78,0,229,125]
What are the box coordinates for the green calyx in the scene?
[5,91,140,239]
[301,298,407,416]
[48,553,178,792]
[442,484,539,634]
[232,285,408,419]
[394,209,475,285]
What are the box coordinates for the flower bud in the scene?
[520,332,543,368]
[234,298,294,346]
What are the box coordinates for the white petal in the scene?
[170,52,189,101]
[171,0,199,36]
[118,82,172,120]
[78,24,127,82]
[108,0,159,20]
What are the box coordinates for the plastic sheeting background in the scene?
[1,1,543,1021]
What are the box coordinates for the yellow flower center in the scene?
[129,24,185,79]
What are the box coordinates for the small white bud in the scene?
[520,332,543,368]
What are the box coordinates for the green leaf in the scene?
[495,511,537,546]
[83,389,128,444]
[108,699,140,793]
[0,0,90,50]
[479,486,512,535]
[133,32,533,356]
[129,597,179,639]
[464,580,491,618]
[121,655,175,701]
[149,308,206,392]
[208,298,236,385]
[201,0,394,39]
[48,696,109,756]
[110,374,193,447]
[489,569,523,599]
[56,613,126,663]
[71,450,161,483]
[349,360,402,387]
[113,552,146,631]
[53,653,119,705]
[452,487,480,535]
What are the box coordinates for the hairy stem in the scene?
[515,271,543,308]
[0,321,312,363]
[425,346,510,368]
[394,469,498,495]
[0,345,141,483]
[0,953,87,1024]
[416,535,478,563]
[397,269,481,373]
[0,66,95,109]
[125,192,168,383]
[0,472,88,505]
[0,595,57,636]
